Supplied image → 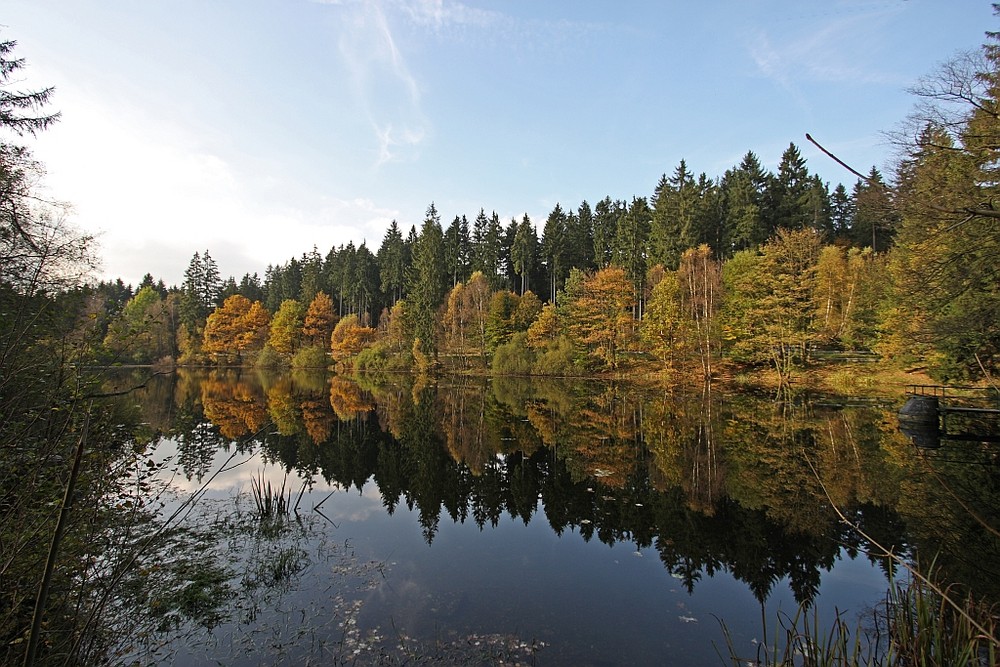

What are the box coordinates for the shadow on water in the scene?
[101,369,1000,665]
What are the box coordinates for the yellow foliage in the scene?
[329,314,377,361]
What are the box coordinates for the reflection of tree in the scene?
[645,385,725,514]
[266,378,301,436]
[158,372,963,609]
[301,395,333,445]
[202,376,268,440]
[889,427,1000,600]
[328,377,375,421]
[439,379,494,474]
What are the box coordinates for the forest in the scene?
[82,93,995,385]
[44,31,994,386]
[3,15,1000,667]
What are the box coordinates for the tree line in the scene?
[86,142,905,382]
[80,23,1000,383]
[3,17,1000,663]
[90,98,992,382]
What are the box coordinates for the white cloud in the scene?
[746,6,905,90]
[333,0,428,167]
[396,0,500,30]
[29,84,399,286]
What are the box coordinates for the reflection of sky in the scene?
[154,433,890,667]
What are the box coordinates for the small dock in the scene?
[899,385,1000,448]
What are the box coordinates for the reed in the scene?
[249,472,291,521]
[718,575,999,665]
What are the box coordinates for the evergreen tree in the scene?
[407,203,448,352]
[0,37,60,136]
[720,151,768,255]
[649,160,699,269]
[378,219,407,305]
[766,143,813,232]
[567,200,596,273]
[804,175,833,241]
[180,250,220,334]
[593,196,624,269]
[829,183,854,241]
[850,167,896,251]
[541,203,568,302]
[613,197,652,316]
[238,272,265,303]
[511,213,537,296]
[299,246,324,303]
[444,214,471,287]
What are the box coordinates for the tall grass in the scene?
[720,457,1000,666]
[719,581,998,666]
[249,472,291,521]
[884,575,998,666]
[717,605,872,667]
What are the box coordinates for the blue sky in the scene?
[3,1,994,287]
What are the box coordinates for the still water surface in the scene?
[115,369,999,665]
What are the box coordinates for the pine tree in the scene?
[378,220,407,305]
[593,197,623,269]
[0,37,61,136]
[541,203,567,302]
[407,203,448,352]
[511,214,537,296]
[766,143,813,232]
[613,196,651,316]
[649,160,699,269]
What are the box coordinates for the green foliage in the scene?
[353,341,412,373]
[531,335,579,376]
[485,290,519,353]
[255,343,286,369]
[290,344,329,370]
[268,298,305,360]
[491,332,535,375]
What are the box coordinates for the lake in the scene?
[106,369,1000,665]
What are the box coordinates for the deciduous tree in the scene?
[203,295,270,364]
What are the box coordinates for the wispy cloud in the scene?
[322,0,430,167]
[746,4,907,95]
[396,0,500,31]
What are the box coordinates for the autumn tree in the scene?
[203,294,270,364]
[566,266,636,369]
[302,290,336,347]
[330,314,377,363]
[749,228,820,381]
[103,285,177,364]
[885,26,1000,377]
[640,269,689,370]
[268,298,305,361]
[678,245,721,379]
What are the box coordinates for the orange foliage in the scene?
[567,266,636,368]
[201,378,268,439]
[330,314,377,361]
[328,377,375,420]
[302,290,336,346]
[203,295,270,362]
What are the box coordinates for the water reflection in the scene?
[108,368,1000,664]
